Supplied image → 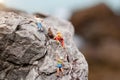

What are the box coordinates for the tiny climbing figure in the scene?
[56,55,64,77]
[47,27,54,39]
[54,32,65,48]
[34,15,44,31]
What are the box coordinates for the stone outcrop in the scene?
[70,3,120,80]
[0,11,88,80]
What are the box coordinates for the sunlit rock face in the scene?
[0,11,88,80]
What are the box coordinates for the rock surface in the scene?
[0,11,88,80]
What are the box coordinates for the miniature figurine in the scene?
[54,32,65,48]
[34,15,43,31]
[56,56,64,77]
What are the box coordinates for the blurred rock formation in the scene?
[70,3,120,80]
[0,3,26,14]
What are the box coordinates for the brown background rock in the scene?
[70,3,120,80]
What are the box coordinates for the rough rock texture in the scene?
[0,11,88,80]
[70,3,120,80]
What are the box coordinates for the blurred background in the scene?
[0,0,120,80]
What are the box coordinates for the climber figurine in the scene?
[34,15,44,31]
[47,27,54,39]
[56,55,64,77]
[54,32,65,48]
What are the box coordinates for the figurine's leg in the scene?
[60,68,64,76]
[56,68,60,76]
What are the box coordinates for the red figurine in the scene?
[54,32,65,48]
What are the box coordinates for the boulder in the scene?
[0,11,88,80]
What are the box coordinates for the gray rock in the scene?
[0,11,88,80]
